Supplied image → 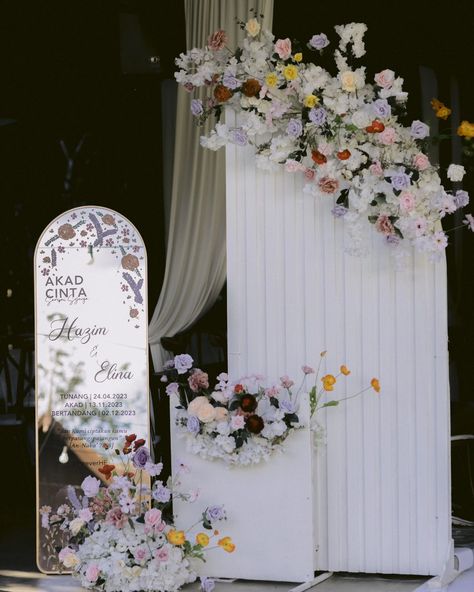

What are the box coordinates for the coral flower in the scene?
[167,530,186,546]
[371,378,381,393]
[340,365,351,376]
[196,533,210,547]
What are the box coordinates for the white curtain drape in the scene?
[149,0,274,370]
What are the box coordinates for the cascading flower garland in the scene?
[175,19,472,258]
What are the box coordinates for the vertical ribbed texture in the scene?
[225,128,451,576]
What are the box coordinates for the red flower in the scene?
[98,464,116,480]
[337,149,351,160]
[311,150,327,165]
[125,434,137,443]
[366,119,385,133]
[134,438,146,451]
[214,84,232,103]
[240,394,258,413]
[242,78,262,97]
[245,414,264,434]
[234,384,244,394]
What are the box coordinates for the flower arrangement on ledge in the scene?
[40,435,232,592]
[163,353,380,465]
[175,18,472,258]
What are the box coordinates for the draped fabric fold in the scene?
[149,0,273,370]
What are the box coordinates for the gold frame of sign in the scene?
[34,206,150,574]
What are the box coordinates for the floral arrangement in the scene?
[40,435,233,592]
[175,18,473,258]
[163,353,380,464]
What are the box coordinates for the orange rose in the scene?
[311,150,327,165]
[214,84,233,102]
[242,78,261,97]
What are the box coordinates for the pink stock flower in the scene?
[134,546,149,563]
[369,161,383,177]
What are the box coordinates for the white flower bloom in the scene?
[447,164,466,182]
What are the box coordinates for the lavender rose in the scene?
[81,476,101,497]
[309,33,329,50]
[454,190,469,209]
[287,118,303,138]
[174,353,194,374]
[372,98,391,118]
[222,73,239,90]
[309,107,327,125]
[165,382,179,396]
[410,120,430,139]
[205,505,226,522]
[191,99,203,116]
[390,172,411,191]
[132,446,151,469]
[331,205,348,218]
[187,415,201,434]
[230,128,248,146]
[152,481,171,503]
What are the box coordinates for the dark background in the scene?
[1,0,474,571]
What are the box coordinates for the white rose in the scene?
[351,110,372,129]
[245,18,261,37]
[62,552,79,569]
[197,403,217,423]
[211,390,228,404]
[69,518,85,536]
[187,396,209,416]
[447,164,465,182]
[340,70,357,92]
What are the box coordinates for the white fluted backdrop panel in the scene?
[225,133,451,576]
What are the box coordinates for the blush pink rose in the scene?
[369,161,384,177]
[197,403,217,423]
[215,407,228,421]
[188,369,209,392]
[285,159,305,173]
[399,191,416,212]
[374,69,395,89]
[145,508,162,527]
[304,168,315,180]
[375,214,394,235]
[413,153,430,170]
[318,177,339,194]
[187,396,209,416]
[155,547,169,563]
[133,546,149,563]
[230,415,245,430]
[274,38,292,60]
[379,127,396,145]
[106,506,127,529]
[86,565,100,582]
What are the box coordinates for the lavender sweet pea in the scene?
[132,446,151,469]
[309,33,329,50]
[372,98,391,118]
[410,120,430,139]
[309,107,327,125]
[230,127,248,146]
[287,118,303,138]
[191,99,203,116]
[205,505,226,522]
[391,172,411,191]
[187,415,201,434]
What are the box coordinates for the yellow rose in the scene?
[293,52,303,62]
[457,120,474,138]
[265,72,278,87]
[431,98,443,112]
[245,18,261,37]
[340,365,351,376]
[340,70,357,92]
[196,532,210,547]
[304,94,318,108]
[371,378,381,393]
[283,65,298,81]
[167,529,186,545]
[436,106,451,120]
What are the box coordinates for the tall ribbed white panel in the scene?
[225,136,452,576]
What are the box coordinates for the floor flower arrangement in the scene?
[176,18,472,258]
[40,435,233,591]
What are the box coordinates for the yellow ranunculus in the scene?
[340,365,351,376]
[265,72,278,88]
[293,52,303,63]
[436,106,451,120]
[304,94,319,108]
[458,120,474,138]
[167,529,186,546]
[371,378,381,393]
[196,533,210,547]
[283,65,298,81]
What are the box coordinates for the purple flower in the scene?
[132,446,151,469]
[163,359,175,369]
[386,234,400,245]
[454,190,469,209]
[166,382,179,397]
[191,99,203,116]
[331,204,348,217]
[187,415,200,434]
[281,400,296,414]
[309,107,327,126]
[174,354,194,374]
[152,481,172,503]
[372,98,391,118]
[391,172,411,191]
[230,128,248,146]
[201,577,216,592]
[205,505,226,522]
[410,120,430,139]
[223,73,239,90]
[287,118,303,138]
[309,33,329,50]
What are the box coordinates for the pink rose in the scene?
[155,547,169,563]
[274,38,292,60]
[133,546,149,563]
[374,69,395,89]
[399,191,416,212]
[207,29,227,51]
[231,415,245,430]
[304,168,315,181]
[369,161,384,177]
[413,153,430,171]
[106,506,127,529]
[318,177,339,194]
[86,565,100,582]
[375,215,394,235]
[188,369,209,392]
[378,127,396,145]
[145,508,162,527]
[285,159,304,173]
[79,508,93,522]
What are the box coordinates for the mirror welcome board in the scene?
[34,206,149,573]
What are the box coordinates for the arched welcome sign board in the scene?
[34,206,149,573]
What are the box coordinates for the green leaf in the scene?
[321,400,339,408]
